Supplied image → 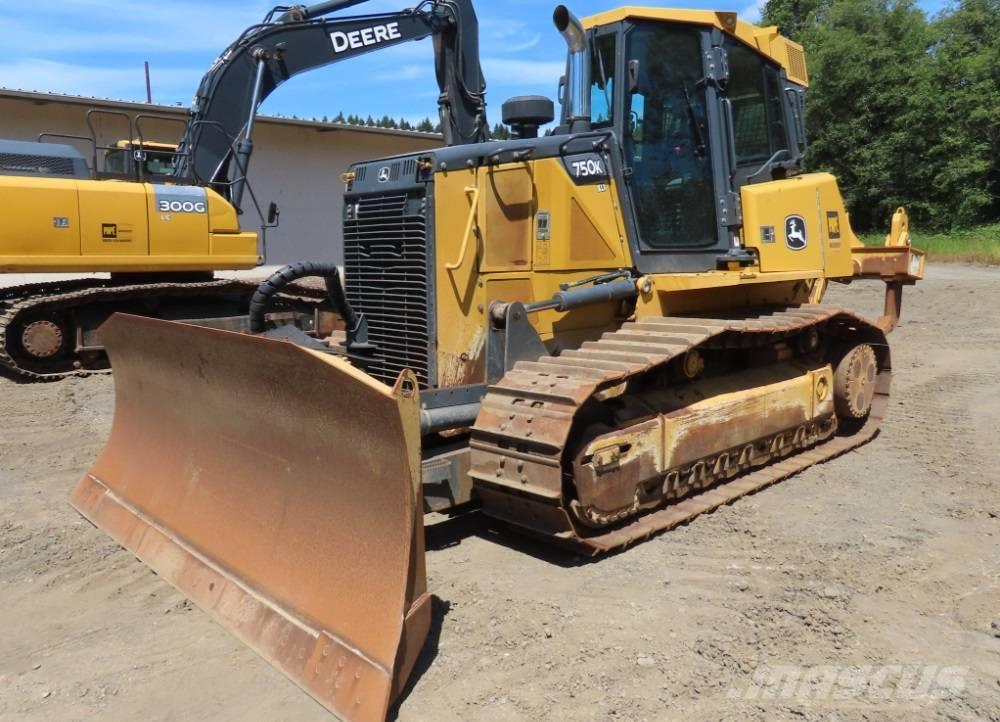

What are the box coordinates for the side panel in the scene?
[434,158,632,388]
[147,184,211,257]
[205,187,258,263]
[79,180,149,256]
[530,158,629,272]
[478,166,533,272]
[0,176,257,271]
[742,172,854,277]
[0,176,81,263]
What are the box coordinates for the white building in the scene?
[0,88,443,265]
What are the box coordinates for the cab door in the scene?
[617,21,730,273]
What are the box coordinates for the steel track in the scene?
[0,279,329,381]
[470,304,891,554]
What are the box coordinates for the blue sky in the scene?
[0,0,952,125]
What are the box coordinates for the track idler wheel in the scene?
[21,319,66,359]
[833,344,878,419]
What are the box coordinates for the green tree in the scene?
[491,122,512,140]
[782,0,935,229]
[924,0,1000,225]
[763,0,999,229]
[761,0,829,39]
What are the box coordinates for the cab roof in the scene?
[582,7,808,86]
[112,139,178,151]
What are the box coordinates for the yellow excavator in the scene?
[71,3,924,721]
[0,0,488,379]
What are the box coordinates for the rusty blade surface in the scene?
[70,314,429,722]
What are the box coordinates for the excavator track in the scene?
[0,278,330,381]
[470,305,891,554]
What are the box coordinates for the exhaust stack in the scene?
[553,5,591,133]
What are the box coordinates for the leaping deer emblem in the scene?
[785,216,807,250]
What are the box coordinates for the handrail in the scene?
[445,185,480,271]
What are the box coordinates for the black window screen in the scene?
[726,40,788,166]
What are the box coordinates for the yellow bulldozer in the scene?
[70,2,924,721]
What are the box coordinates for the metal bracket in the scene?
[704,45,729,87]
[718,190,742,227]
[485,301,549,384]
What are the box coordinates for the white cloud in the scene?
[0,2,571,119]
[502,34,543,53]
[0,2,267,55]
[482,58,565,88]
[740,0,767,23]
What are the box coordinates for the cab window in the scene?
[625,23,717,249]
[590,33,616,127]
[726,40,787,166]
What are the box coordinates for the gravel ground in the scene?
[1,263,998,721]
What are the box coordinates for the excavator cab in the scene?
[103,139,179,178]
[71,4,924,722]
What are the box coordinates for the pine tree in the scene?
[491,123,512,140]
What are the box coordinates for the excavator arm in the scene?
[173,0,487,207]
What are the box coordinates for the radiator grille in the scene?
[344,191,432,387]
[0,152,78,177]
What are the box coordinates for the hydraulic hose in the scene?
[248,262,357,334]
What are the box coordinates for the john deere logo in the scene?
[101,223,118,240]
[377,166,391,183]
[784,215,808,251]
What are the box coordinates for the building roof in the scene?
[0,87,444,141]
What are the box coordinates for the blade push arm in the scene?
[175,0,487,207]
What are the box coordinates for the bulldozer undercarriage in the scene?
[471,305,890,553]
[69,303,890,721]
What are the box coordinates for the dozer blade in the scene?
[70,314,429,722]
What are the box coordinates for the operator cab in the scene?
[103,140,178,179]
[548,8,809,272]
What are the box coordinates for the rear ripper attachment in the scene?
[470,305,891,553]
